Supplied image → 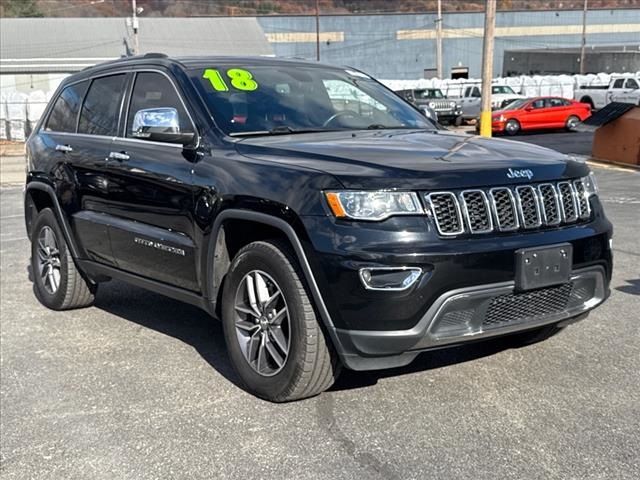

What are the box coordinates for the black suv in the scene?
[25,55,612,402]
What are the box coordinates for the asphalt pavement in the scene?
[1,165,639,479]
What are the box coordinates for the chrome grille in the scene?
[573,179,590,219]
[460,190,492,233]
[515,186,542,229]
[558,182,578,222]
[538,184,561,225]
[489,188,519,231]
[431,100,453,111]
[426,192,464,235]
[425,179,590,237]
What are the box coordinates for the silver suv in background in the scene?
[396,88,462,125]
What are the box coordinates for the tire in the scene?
[580,97,594,110]
[505,119,520,136]
[565,115,580,131]
[30,208,95,310]
[454,115,463,127]
[221,239,341,402]
[498,324,563,348]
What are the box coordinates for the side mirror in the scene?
[131,107,195,146]
[524,106,533,112]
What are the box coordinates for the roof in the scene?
[0,17,273,74]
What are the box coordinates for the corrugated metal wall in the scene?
[258,9,640,78]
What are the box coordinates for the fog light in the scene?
[359,267,422,291]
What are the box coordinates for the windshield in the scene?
[502,99,529,110]
[415,89,444,99]
[492,85,516,95]
[189,64,432,135]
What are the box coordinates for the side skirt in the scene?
[78,260,216,317]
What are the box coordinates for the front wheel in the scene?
[505,119,521,136]
[565,115,580,131]
[221,240,340,402]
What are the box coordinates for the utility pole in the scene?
[132,0,139,56]
[315,0,320,61]
[580,0,588,74]
[436,0,443,78]
[479,0,496,138]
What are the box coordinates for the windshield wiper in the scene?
[230,126,338,137]
[366,124,424,130]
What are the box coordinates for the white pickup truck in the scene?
[574,75,640,109]
[611,87,640,106]
[458,85,524,121]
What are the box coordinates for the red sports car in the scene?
[489,97,592,135]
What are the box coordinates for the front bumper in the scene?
[301,199,613,371]
[334,266,607,370]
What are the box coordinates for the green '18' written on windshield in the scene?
[202,68,259,92]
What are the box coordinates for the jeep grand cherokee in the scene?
[25,54,612,402]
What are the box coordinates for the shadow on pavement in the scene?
[616,278,640,296]
[93,280,518,395]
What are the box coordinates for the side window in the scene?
[472,87,481,98]
[44,81,89,133]
[531,99,546,109]
[78,74,126,136]
[612,79,624,89]
[549,98,565,107]
[625,79,639,89]
[126,72,194,137]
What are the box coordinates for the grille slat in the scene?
[515,186,542,229]
[425,180,587,237]
[460,190,493,233]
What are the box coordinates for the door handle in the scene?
[55,144,73,153]
[108,151,130,161]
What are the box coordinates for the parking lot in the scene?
[1,162,639,479]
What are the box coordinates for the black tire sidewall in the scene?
[221,243,309,400]
[31,208,70,310]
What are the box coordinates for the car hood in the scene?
[234,129,588,190]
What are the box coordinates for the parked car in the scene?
[459,84,525,121]
[396,88,462,125]
[574,75,640,110]
[25,54,612,402]
[480,97,592,135]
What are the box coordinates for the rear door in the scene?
[42,73,129,266]
[546,97,570,127]
[103,70,200,291]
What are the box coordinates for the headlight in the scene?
[498,114,506,122]
[582,172,599,196]
[428,102,436,108]
[449,101,456,108]
[325,191,423,221]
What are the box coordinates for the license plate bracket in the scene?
[515,243,573,291]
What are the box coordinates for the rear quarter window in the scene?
[44,81,89,133]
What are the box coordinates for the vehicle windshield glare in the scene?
[502,99,529,110]
[492,85,516,95]
[415,89,444,99]
[190,65,433,135]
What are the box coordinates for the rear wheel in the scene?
[30,208,95,310]
[221,239,340,402]
[565,115,580,131]
[505,119,520,136]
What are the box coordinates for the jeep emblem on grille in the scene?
[506,168,534,180]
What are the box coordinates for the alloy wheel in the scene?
[37,226,61,294]
[233,270,291,376]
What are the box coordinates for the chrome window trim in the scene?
[514,185,542,229]
[537,183,562,226]
[425,192,465,236]
[459,189,494,234]
[573,179,591,219]
[488,187,519,232]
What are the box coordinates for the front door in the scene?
[104,70,200,291]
